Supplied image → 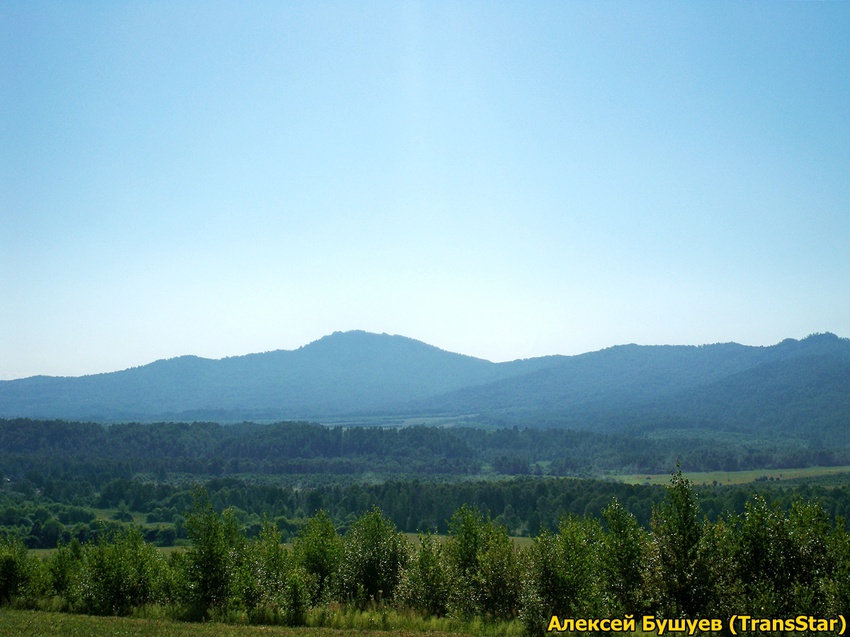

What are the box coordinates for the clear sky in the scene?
[2,2,849,379]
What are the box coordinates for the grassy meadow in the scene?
[616,465,850,486]
[0,608,535,637]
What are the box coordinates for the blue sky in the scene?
[2,2,849,379]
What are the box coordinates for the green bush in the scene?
[336,506,410,608]
[49,539,82,601]
[74,526,165,615]
[0,537,33,605]
[292,510,342,605]
[601,498,649,616]
[238,516,309,625]
[520,515,602,635]
[180,488,245,619]
[444,505,520,620]
[647,470,711,617]
[397,532,450,616]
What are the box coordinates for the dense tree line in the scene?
[3,419,848,486]
[8,466,850,555]
[1,474,849,635]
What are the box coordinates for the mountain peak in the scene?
[1,331,846,424]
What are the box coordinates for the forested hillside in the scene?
[1,332,847,436]
[3,419,849,488]
[4,473,850,636]
[0,331,553,421]
[5,418,850,549]
[424,333,850,435]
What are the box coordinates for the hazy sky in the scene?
[2,2,849,379]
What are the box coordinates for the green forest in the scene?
[2,474,850,636]
[6,418,850,550]
[4,418,850,635]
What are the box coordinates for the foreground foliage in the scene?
[0,608,483,637]
[2,472,850,635]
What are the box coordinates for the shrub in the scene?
[181,487,245,619]
[293,510,342,605]
[74,525,165,615]
[647,470,711,617]
[397,532,450,616]
[444,504,520,620]
[601,498,649,616]
[0,537,32,605]
[520,515,602,635]
[336,506,410,608]
[238,516,309,625]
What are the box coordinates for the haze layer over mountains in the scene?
[1,331,848,440]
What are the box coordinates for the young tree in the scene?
[647,469,710,618]
[238,516,309,625]
[444,504,520,619]
[397,531,450,616]
[182,487,244,619]
[601,498,648,616]
[74,526,165,615]
[0,538,32,604]
[292,510,342,605]
[336,506,410,608]
[521,514,603,635]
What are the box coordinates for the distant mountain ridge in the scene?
[1,331,848,437]
[0,331,555,421]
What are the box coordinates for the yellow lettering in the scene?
[711,619,722,632]
[643,616,657,632]
[560,618,574,631]
[547,616,561,632]
[624,615,636,631]
[728,615,742,635]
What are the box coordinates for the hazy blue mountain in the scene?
[650,342,850,443]
[0,331,847,434]
[413,332,850,415]
[0,331,555,421]
[414,332,850,439]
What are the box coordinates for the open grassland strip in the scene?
[402,532,534,548]
[616,465,850,486]
[0,609,478,637]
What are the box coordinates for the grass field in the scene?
[616,465,850,486]
[0,609,469,637]
[0,608,660,637]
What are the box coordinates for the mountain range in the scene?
[1,331,849,439]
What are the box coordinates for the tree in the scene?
[238,516,309,625]
[292,510,342,605]
[397,532,450,616]
[647,469,710,617]
[74,526,165,615]
[182,487,244,619]
[336,506,410,607]
[0,537,31,604]
[444,504,520,619]
[521,514,603,635]
[602,498,648,616]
